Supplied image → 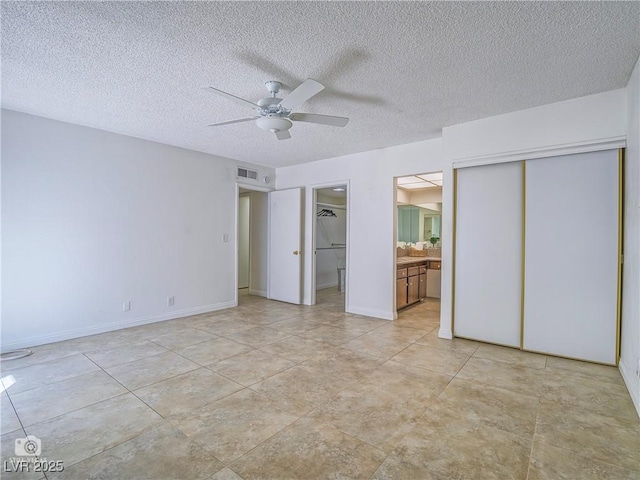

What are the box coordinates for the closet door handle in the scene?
[293,250,300,255]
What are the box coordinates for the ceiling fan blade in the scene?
[279,79,324,110]
[202,86,260,110]
[275,130,291,140]
[291,113,349,127]
[207,117,259,127]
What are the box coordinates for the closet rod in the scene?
[316,202,346,210]
[317,243,346,250]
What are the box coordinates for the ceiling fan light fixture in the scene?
[256,116,292,132]
[204,78,349,139]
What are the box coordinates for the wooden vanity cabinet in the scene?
[396,268,409,309]
[397,262,429,310]
[407,272,420,304]
[419,265,427,299]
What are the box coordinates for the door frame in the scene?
[238,193,251,290]
[310,180,351,308]
[234,183,272,307]
[393,171,445,317]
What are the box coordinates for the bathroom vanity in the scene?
[396,256,441,310]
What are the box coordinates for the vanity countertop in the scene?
[397,256,441,266]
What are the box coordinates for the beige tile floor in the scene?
[1,288,638,479]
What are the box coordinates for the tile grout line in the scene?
[80,353,170,422]
[205,360,298,390]
[530,376,640,475]
[6,292,444,480]
[222,293,432,474]
[73,353,239,474]
[3,388,28,435]
[213,416,303,472]
[43,420,169,474]
[525,386,543,480]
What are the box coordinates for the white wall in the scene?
[1,109,274,350]
[277,139,448,320]
[247,191,268,297]
[278,89,628,341]
[317,192,346,206]
[396,188,411,205]
[445,89,627,163]
[621,56,640,415]
[409,187,443,206]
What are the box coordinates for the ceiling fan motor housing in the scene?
[258,96,292,118]
[257,97,282,108]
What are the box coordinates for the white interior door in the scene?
[454,161,523,347]
[523,150,619,364]
[268,188,303,304]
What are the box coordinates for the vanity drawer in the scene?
[420,265,427,274]
[407,266,421,277]
[428,261,441,270]
[397,268,408,279]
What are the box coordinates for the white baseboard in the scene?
[248,288,267,297]
[347,305,394,321]
[438,328,453,339]
[0,301,236,352]
[619,358,640,418]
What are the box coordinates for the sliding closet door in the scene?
[523,150,619,364]
[454,162,523,347]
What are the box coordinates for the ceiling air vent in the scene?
[237,167,258,180]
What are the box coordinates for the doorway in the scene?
[237,187,269,304]
[312,184,348,310]
[238,193,250,290]
[394,172,443,325]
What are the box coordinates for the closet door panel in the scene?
[523,150,619,364]
[454,162,523,347]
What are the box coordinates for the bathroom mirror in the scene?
[396,172,443,249]
[397,205,441,245]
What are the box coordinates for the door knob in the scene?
[293,250,300,255]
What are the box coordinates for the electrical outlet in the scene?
[167,296,175,307]
[122,301,131,312]
[223,233,229,243]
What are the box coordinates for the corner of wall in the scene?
[619,358,640,418]
[620,54,640,417]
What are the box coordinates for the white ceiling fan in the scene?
[203,79,349,140]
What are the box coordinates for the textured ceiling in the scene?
[2,2,639,168]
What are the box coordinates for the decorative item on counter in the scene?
[429,236,440,247]
[425,247,442,258]
[408,247,427,257]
